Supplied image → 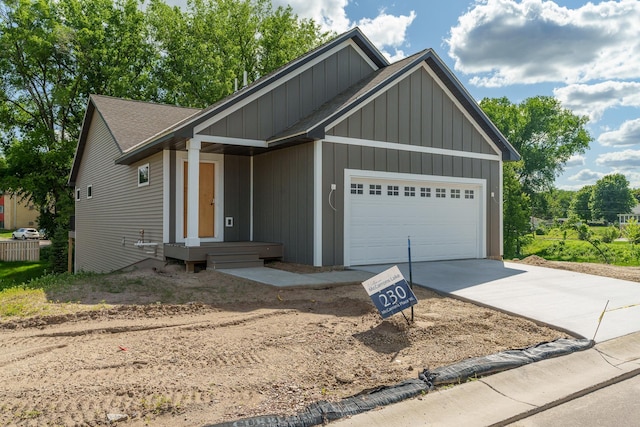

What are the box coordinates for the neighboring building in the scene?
[0,192,39,230]
[68,28,519,273]
[618,204,640,226]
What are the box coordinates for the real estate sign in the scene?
[362,265,418,319]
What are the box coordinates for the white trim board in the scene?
[324,135,501,162]
[313,140,323,266]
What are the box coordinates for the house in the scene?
[618,204,640,227]
[0,192,39,230]
[68,27,519,273]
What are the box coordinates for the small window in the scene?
[404,186,415,197]
[351,183,363,195]
[0,205,4,214]
[369,184,382,195]
[75,188,81,201]
[87,185,93,199]
[465,189,475,199]
[387,185,399,196]
[451,189,461,199]
[420,187,431,198]
[138,163,150,187]
[436,188,446,198]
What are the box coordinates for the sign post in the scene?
[362,265,418,323]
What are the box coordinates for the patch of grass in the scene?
[0,229,14,239]
[522,237,640,266]
[0,261,48,291]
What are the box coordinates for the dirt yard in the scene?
[1,257,637,426]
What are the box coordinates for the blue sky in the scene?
[167,0,640,191]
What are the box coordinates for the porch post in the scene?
[185,138,201,247]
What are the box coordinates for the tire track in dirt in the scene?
[0,308,299,426]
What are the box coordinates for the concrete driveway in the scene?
[353,259,640,343]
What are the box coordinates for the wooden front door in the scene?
[184,162,215,238]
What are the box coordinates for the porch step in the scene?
[206,252,264,270]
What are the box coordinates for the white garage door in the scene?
[346,174,484,266]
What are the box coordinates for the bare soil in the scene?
[1,257,637,427]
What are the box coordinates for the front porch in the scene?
[164,241,284,272]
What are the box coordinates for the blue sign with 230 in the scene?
[362,266,418,319]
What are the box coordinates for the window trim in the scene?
[138,163,150,187]
[75,187,81,201]
[86,184,93,199]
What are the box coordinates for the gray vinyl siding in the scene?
[223,155,251,241]
[327,67,497,156]
[253,144,314,264]
[321,143,502,264]
[75,113,164,273]
[199,44,375,140]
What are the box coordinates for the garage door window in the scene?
[351,183,363,194]
[404,186,415,196]
[465,189,475,199]
[436,188,446,198]
[451,189,461,199]
[369,184,382,195]
[420,187,431,197]
[387,185,399,196]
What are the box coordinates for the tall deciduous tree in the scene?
[569,185,593,222]
[590,174,636,223]
[480,96,591,197]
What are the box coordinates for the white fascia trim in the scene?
[250,156,254,241]
[313,140,323,266]
[323,61,504,159]
[162,149,170,243]
[193,134,267,148]
[324,135,501,162]
[175,151,225,244]
[193,39,378,135]
[343,169,487,266]
[499,162,504,258]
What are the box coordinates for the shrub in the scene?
[601,226,620,243]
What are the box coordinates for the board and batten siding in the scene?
[253,144,314,264]
[327,67,496,156]
[223,155,251,241]
[75,113,164,272]
[199,44,376,140]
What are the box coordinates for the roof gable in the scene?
[69,95,200,184]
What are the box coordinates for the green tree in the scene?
[631,188,640,204]
[480,96,591,252]
[569,185,593,222]
[503,163,532,258]
[538,188,573,220]
[623,218,640,245]
[590,174,635,223]
[146,0,329,107]
[480,96,592,197]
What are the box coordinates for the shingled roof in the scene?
[69,96,200,184]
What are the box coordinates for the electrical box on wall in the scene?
[225,217,233,227]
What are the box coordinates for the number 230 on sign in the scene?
[361,265,418,319]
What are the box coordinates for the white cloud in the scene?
[568,168,604,182]
[447,0,640,87]
[598,118,640,147]
[274,0,416,62]
[596,149,640,170]
[554,82,640,121]
[565,154,586,168]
